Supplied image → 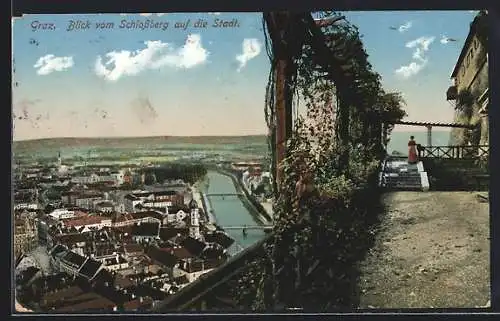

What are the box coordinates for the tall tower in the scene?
[57,151,62,168]
[189,208,200,239]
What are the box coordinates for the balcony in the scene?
[446,85,458,101]
[477,88,489,114]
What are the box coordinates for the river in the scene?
[204,171,266,254]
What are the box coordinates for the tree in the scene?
[233,11,409,311]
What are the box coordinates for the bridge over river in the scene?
[223,225,273,231]
[203,171,267,252]
[205,193,243,197]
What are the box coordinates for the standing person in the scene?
[408,135,418,164]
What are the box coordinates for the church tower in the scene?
[189,208,201,239]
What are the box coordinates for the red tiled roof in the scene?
[113,226,133,235]
[54,295,116,312]
[169,247,194,259]
[41,286,85,306]
[130,211,164,221]
[123,297,153,311]
[65,216,110,227]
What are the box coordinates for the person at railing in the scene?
[408,136,418,164]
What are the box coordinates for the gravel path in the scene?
[358,191,490,308]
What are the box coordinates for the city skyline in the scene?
[12,11,478,141]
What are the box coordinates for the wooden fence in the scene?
[418,145,489,159]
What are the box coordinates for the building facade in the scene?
[14,218,38,258]
[447,11,489,147]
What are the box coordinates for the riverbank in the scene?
[260,200,273,221]
[214,168,272,225]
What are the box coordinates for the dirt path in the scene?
[358,191,490,308]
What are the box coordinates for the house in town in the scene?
[78,257,104,281]
[204,230,235,249]
[102,254,130,272]
[52,232,88,256]
[49,245,104,281]
[74,193,106,210]
[14,218,38,259]
[177,257,225,283]
[131,222,161,244]
[122,243,145,259]
[56,250,88,276]
[122,297,154,312]
[95,201,115,213]
[446,10,489,147]
[180,236,207,257]
[62,216,113,230]
[231,161,262,172]
[159,227,190,243]
[162,206,190,224]
[14,190,39,211]
[71,173,100,185]
[47,208,77,220]
[112,211,163,228]
[39,285,118,312]
[145,246,181,277]
[123,191,184,213]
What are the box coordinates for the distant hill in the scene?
[13,135,268,152]
[13,131,452,159]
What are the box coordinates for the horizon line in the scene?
[13,134,269,143]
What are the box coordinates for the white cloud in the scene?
[405,36,435,62]
[398,21,412,33]
[139,13,153,17]
[235,38,262,72]
[157,13,167,17]
[406,36,435,51]
[395,61,427,79]
[34,54,74,75]
[395,36,435,79]
[95,34,209,82]
[207,12,221,15]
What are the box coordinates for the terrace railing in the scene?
[418,145,489,159]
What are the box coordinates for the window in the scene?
[462,66,465,76]
[474,38,479,50]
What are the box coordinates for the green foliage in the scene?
[232,11,406,311]
[141,163,207,185]
[456,88,475,118]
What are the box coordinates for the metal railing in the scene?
[418,145,489,159]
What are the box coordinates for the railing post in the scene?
[426,125,432,148]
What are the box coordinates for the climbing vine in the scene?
[232,11,407,311]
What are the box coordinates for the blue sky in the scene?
[12,11,479,140]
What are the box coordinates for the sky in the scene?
[12,11,480,141]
